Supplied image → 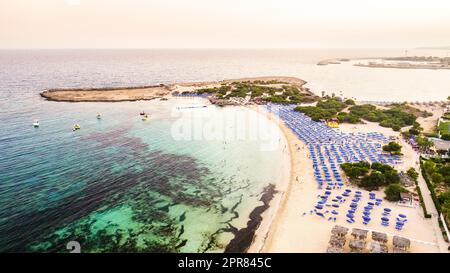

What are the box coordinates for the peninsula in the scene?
[40,76,319,105]
[40,85,170,102]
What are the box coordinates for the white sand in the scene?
[246,106,292,253]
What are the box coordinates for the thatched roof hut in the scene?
[326,245,344,253]
[331,225,349,237]
[369,242,388,253]
[351,228,368,240]
[372,231,388,243]
[393,247,409,253]
[329,235,346,248]
[393,236,411,250]
[349,239,366,253]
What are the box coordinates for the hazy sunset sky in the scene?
[1,0,450,49]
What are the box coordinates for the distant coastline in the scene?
[317,56,450,70]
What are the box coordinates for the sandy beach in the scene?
[245,105,292,253]
[251,109,446,253]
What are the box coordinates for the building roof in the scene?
[400,192,412,199]
[432,139,450,151]
[370,241,388,253]
[372,231,388,243]
[393,236,411,249]
[326,245,344,253]
[351,228,369,239]
[331,225,349,236]
[349,239,366,251]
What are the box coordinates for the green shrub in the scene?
[416,136,433,150]
[294,106,337,121]
[432,173,444,184]
[406,167,419,181]
[316,98,347,111]
[341,161,399,190]
[344,99,356,105]
[384,184,408,201]
[337,112,360,123]
[341,161,370,179]
[420,158,441,213]
[359,171,385,190]
[348,104,417,130]
[382,142,402,154]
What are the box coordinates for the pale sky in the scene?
[1,0,450,49]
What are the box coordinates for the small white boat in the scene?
[33,120,39,128]
[176,105,208,110]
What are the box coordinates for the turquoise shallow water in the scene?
[0,50,288,252]
[0,92,284,252]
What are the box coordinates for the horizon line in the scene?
[0,47,435,50]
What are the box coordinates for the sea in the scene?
[0,48,449,252]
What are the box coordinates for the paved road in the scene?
[416,162,449,252]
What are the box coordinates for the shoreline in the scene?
[245,105,293,253]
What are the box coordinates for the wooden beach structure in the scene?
[351,228,369,240]
[349,239,366,253]
[393,236,411,253]
[371,231,388,244]
[326,225,349,253]
[369,241,389,253]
